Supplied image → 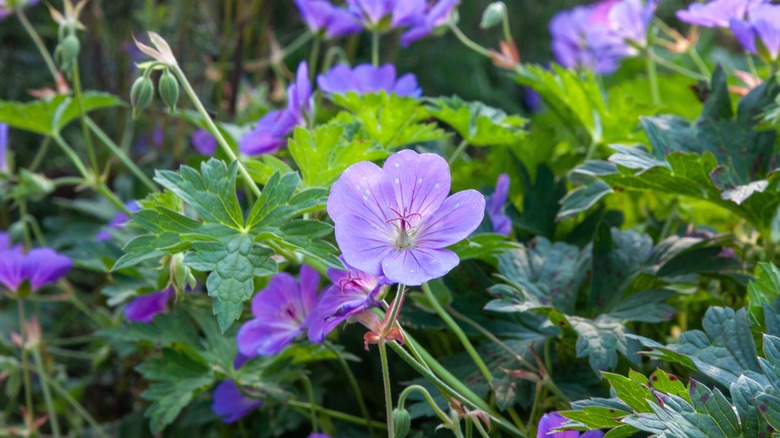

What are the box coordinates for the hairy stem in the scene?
[72,64,100,173]
[371,30,380,66]
[379,341,394,437]
[326,343,376,438]
[449,23,492,59]
[17,300,34,427]
[287,400,387,430]
[15,7,58,81]
[31,346,61,437]
[85,117,158,192]
[397,384,450,424]
[645,49,661,105]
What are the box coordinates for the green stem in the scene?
[287,400,387,430]
[449,139,469,165]
[371,31,380,66]
[32,367,110,438]
[421,283,492,385]
[29,137,51,172]
[85,117,158,192]
[501,8,513,43]
[473,418,491,438]
[172,65,261,199]
[645,49,661,105]
[397,385,449,424]
[17,300,34,427]
[18,201,33,249]
[72,64,100,173]
[746,53,759,78]
[688,46,710,78]
[449,23,492,59]
[15,7,58,81]
[379,341,394,437]
[326,343,376,438]
[300,376,319,432]
[648,51,706,80]
[53,134,91,181]
[385,284,407,331]
[308,36,322,80]
[31,346,61,437]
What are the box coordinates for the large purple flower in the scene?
[211,380,263,424]
[537,412,604,437]
[0,247,72,293]
[0,123,8,174]
[294,0,362,39]
[486,174,511,236]
[236,266,321,356]
[307,258,391,342]
[327,150,485,286]
[239,62,312,156]
[730,3,780,61]
[677,0,764,28]
[317,63,422,97]
[124,287,174,323]
[400,0,460,46]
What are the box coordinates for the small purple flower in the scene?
[346,0,425,30]
[677,0,764,28]
[124,287,174,323]
[211,380,263,424]
[192,128,217,155]
[550,6,622,74]
[0,0,39,21]
[294,0,362,39]
[327,150,485,286]
[537,412,604,438]
[0,123,8,173]
[317,63,422,97]
[308,434,331,438]
[97,200,140,242]
[236,266,321,356]
[730,3,780,61]
[307,258,391,342]
[0,247,72,293]
[400,0,460,46]
[486,174,511,236]
[239,62,312,156]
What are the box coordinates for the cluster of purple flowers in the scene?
[550,0,658,74]
[0,232,72,295]
[294,0,460,46]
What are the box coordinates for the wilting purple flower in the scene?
[730,3,780,61]
[400,0,460,46]
[192,128,217,155]
[97,201,140,242]
[124,287,174,323]
[317,63,422,97]
[328,150,485,286]
[486,174,511,236]
[211,380,263,424]
[237,266,321,356]
[677,0,764,28]
[239,62,312,156]
[0,123,8,173]
[537,412,604,438]
[0,247,72,293]
[294,0,362,38]
[346,0,425,30]
[307,258,391,342]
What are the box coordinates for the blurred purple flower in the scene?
[730,3,780,61]
[239,62,311,156]
[327,150,485,286]
[537,412,604,438]
[308,434,331,438]
[236,266,321,356]
[317,63,422,97]
[677,0,764,28]
[400,0,460,46]
[0,0,39,21]
[211,380,263,424]
[486,174,511,236]
[192,128,217,155]
[97,200,140,242]
[307,257,391,342]
[0,232,10,251]
[550,6,621,74]
[294,0,362,38]
[124,287,174,323]
[0,247,72,293]
[346,0,425,30]
[0,123,8,174]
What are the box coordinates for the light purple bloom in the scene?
[328,150,485,286]
[550,6,622,74]
[124,287,174,323]
[0,247,72,293]
[307,258,391,342]
[211,380,263,424]
[239,62,312,156]
[236,266,321,356]
[486,174,511,236]
[294,0,362,38]
[0,123,8,173]
[317,64,422,97]
[730,3,780,61]
[97,201,140,242]
[677,0,765,28]
[346,0,425,30]
[537,412,604,438]
[192,128,217,155]
[0,0,39,21]
[400,0,460,46]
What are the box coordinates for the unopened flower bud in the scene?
[56,34,80,72]
[391,408,411,438]
[480,2,507,29]
[130,76,155,118]
[158,69,180,112]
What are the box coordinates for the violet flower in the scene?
[0,247,72,293]
[0,231,10,251]
[124,287,174,323]
[192,128,217,155]
[236,266,321,356]
[239,62,312,156]
[97,200,140,242]
[0,0,39,21]
[308,434,331,438]
[537,412,604,437]
[317,63,422,97]
[211,380,263,424]
[0,123,8,174]
[327,149,485,286]
[400,0,460,47]
[294,0,362,39]
[550,6,623,74]
[346,0,425,30]
[730,3,780,61]
[486,174,511,236]
[677,0,764,28]
[307,258,391,342]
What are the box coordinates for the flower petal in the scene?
[328,160,394,226]
[236,316,302,356]
[416,189,486,248]
[334,213,395,276]
[381,247,459,286]
[0,249,25,291]
[381,150,450,223]
[307,284,374,342]
[250,272,298,316]
[211,380,262,424]
[124,288,173,323]
[23,248,72,290]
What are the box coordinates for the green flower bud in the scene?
[391,408,411,438]
[57,34,81,71]
[480,2,507,30]
[158,69,180,112]
[130,75,155,118]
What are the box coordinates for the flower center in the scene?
[386,206,421,249]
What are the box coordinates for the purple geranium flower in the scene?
[730,3,780,61]
[677,0,764,28]
[346,0,425,30]
[236,266,321,356]
[239,62,312,156]
[192,128,217,155]
[327,149,485,286]
[317,63,422,97]
[537,412,604,437]
[486,174,511,236]
[124,287,174,323]
[400,0,460,46]
[0,247,72,293]
[550,6,622,74]
[211,380,263,424]
[307,258,391,342]
[0,0,39,20]
[294,0,362,39]
[0,123,8,174]
[97,200,140,242]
